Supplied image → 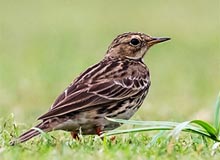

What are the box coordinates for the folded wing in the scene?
[38,76,149,120]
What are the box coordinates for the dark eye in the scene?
[130,38,140,46]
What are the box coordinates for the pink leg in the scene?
[96,127,116,141]
[96,127,102,136]
[70,131,80,140]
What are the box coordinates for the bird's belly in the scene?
[53,113,97,133]
[103,96,147,131]
[53,94,147,134]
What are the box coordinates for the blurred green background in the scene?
[0,0,219,124]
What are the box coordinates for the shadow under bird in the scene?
[10,32,170,145]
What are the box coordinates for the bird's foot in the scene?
[70,131,80,140]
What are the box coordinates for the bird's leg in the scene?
[96,127,102,136]
[96,127,116,141]
[95,127,105,140]
[70,131,80,140]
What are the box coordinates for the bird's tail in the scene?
[10,121,52,145]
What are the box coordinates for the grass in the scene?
[0,0,220,159]
[1,110,220,160]
[104,93,220,144]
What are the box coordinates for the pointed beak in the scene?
[148,37,171,47]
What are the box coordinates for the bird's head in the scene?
[106,32,170,60]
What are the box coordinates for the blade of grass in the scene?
[102,123,214,139]
[169,121,191,140]
[105,117,180,126]
[214,92,220,136]
[32,127,54,142]
[147,130,166,148]
[169,120,219,141]
[191,120,217,139]
[106,117,208,134]
[105,92,220,142]
[102,126,176,136]
[104,126,212,139]
[105,118,220,141]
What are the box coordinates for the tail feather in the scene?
[10,121,51,145]
[15,128,41,144]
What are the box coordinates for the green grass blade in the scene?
[103,125,215,140]
[169,121,191,139]
[147,131,166,147]
[105,117,180,126]
[102,126,176,137]
[106,117,207,134]
[214,92,220,135]
[32,127,54,142]
[105,117,220,141]
[191,120,217,139]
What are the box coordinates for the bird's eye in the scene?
[130,38,140,46]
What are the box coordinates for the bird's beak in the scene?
[147,37,171,47]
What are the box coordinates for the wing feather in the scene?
[38,59,150,120]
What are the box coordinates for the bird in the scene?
[10,32,170,145]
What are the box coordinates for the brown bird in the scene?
[10,32,170,145]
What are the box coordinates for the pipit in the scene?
[10,32,170,145]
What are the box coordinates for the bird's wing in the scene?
[38,76,149,120]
